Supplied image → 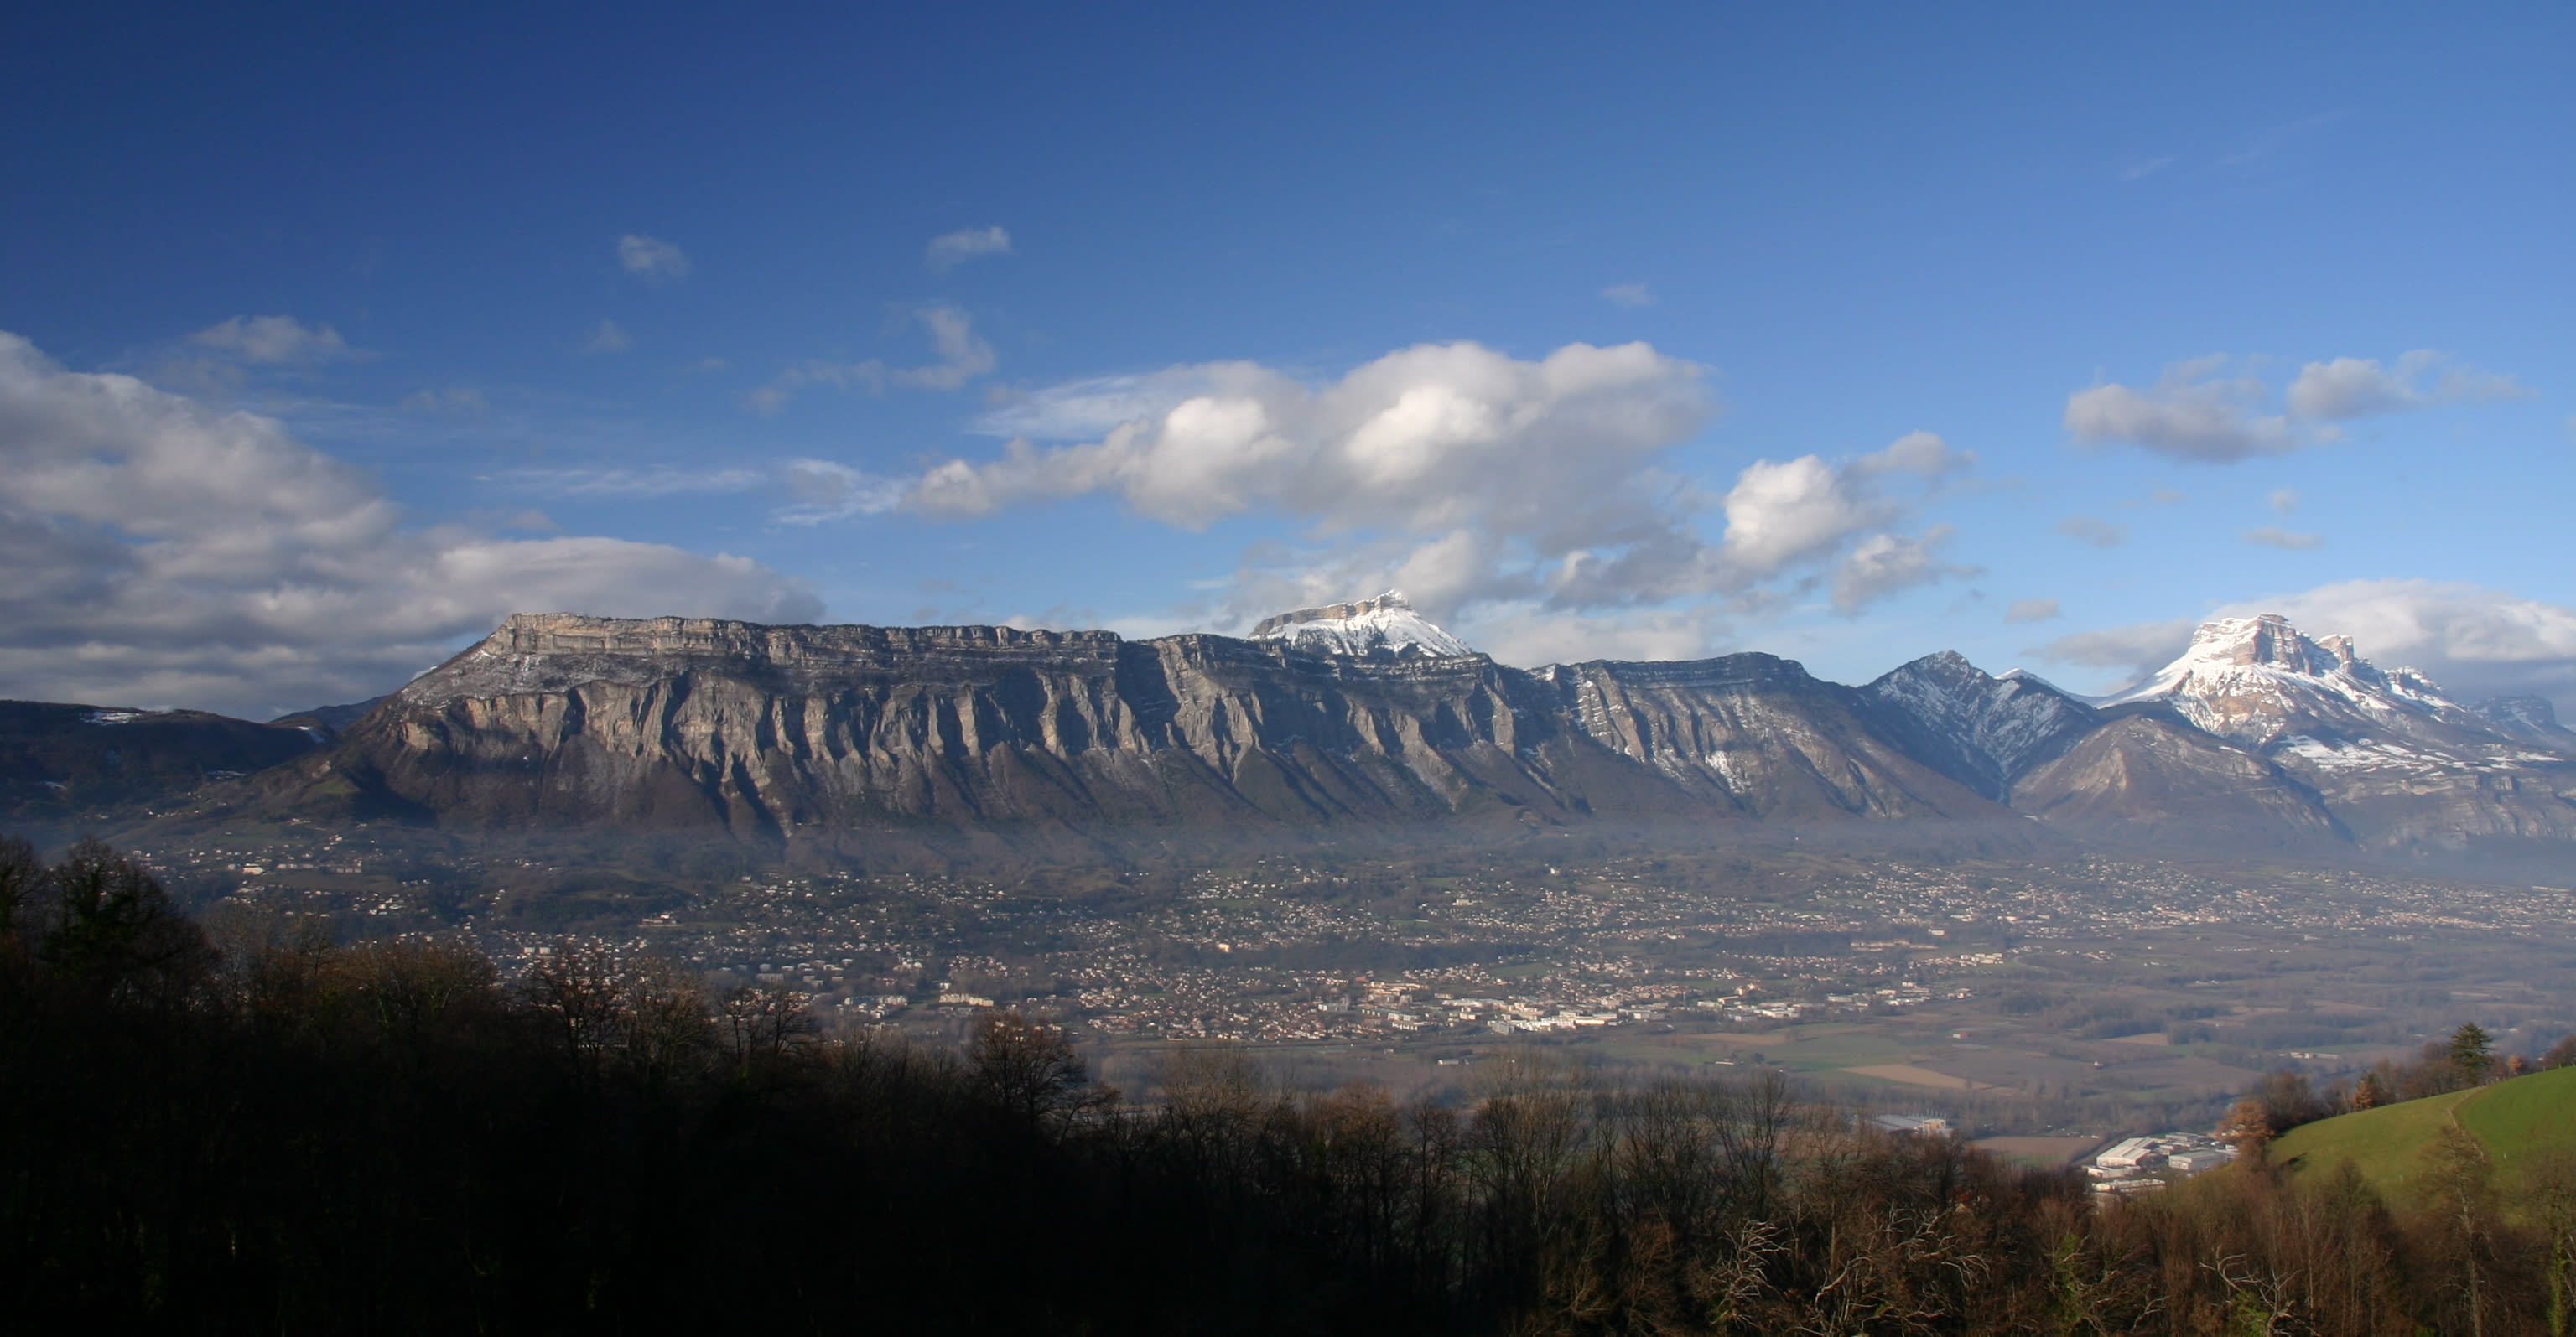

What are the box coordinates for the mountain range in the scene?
[5,593,2568,862]
[42,592,2544,864]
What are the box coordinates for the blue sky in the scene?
[3,2,2571,717]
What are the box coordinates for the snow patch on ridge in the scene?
[1249,591,1476,658]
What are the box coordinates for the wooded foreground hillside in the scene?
[4,835,2573,1335]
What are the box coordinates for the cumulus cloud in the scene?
[911,342,1711,532]
[2242,526,2323,550]
[1831,526,1974,614]
[1601,282,1655,309]
[2070,351,2523,463]
[2064,356,2293,462]
[185,314,356,366]
[582,319,632,355]
[2004,598,2060,624]
[2285,351,2526,421]
[751,306,996,412]
[895,341,1976,638]
[927,225,1012,269]
[0,330,818,716]
[2054,515,2127,547]
[615,234,691,280]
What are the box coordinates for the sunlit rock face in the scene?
[247,611,2002,837]
[201,606,2571,858]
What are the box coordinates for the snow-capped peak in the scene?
[2098,613,2487,749]
[1249,591,1475,659]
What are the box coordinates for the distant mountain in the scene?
[0,700,323,821]
[2093,614,2576,850]
[1249,591,1474,658]
[2099,614,2499,750]
[83,599,2575,864]
[1857,649,2343,847]
[2470,695,2576,748]
[1857,652,2098,801]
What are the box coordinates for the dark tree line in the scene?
[3,835,2573,1334]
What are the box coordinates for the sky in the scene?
[3,2,2572,719]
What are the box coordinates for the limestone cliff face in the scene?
[279,613,2004,836]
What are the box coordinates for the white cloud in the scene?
[2216,579,2576,709]
[582,319,632,355]
[2242,526,2323,550]
[1462,602,1733,668]
[2054,515,2127,547]
[2004,597,2060,624]
[0,330,817,716]
[751,306,996,412]
[2064,356,2293,462]
[185,314,355,365]
[2267,487,2300,515]
[974,368,1233,442]
[2285,351,2525,421]
[905,341,1979,635]
[927,225,1012,269]
[911,341,1711,533]
[2071,351,2524,464]
[615,234,691,280]
[501,466,768,498]
[1601,282,1656,309]
[1831,526,1973,614]
[775,459,906,525]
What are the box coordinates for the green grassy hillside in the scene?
[2267,1065,2576,1205]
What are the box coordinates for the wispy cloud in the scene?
[501,466,767,498]
[398,386,488,416]
[581,319,632,355]
[1601,282,1655,309]
[2243,526,2322,550]
[2054,515,2127,547]
[775,459,906,525]
[2120,154,2176,181]
[2004,597,2060,624]
[186,314,358,365]
[615,233,691,280]
[927,225,1013,270]
[750,306,996,412]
